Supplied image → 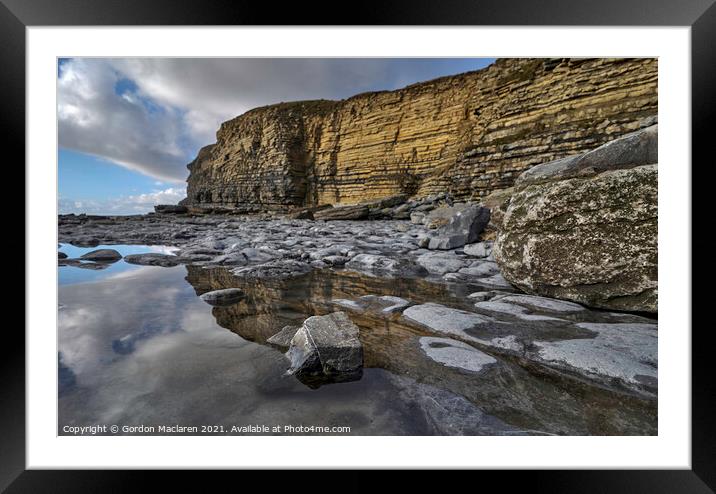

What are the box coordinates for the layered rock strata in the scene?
[184,58,657,210]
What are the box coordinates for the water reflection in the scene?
[58,260,657,435]
[183,266,657,435]
[58,244,178,285]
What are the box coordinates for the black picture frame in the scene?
[4,0,712,490]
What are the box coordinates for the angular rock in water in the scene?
[419,337,497,373]
[124,253,182,267]
[286,312,363,387]
[332,295,411,315]
[266,325,299,351]
[494,163,657,313]
[58,252,68,259]
[200,288,245,306]
[427,204,491,250]
[80,248,122,262]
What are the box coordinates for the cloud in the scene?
[59,187,186,215]
[59,59,192,183]
[58,58,493,184]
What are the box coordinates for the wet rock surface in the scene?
[419,337,497,373]
[183,266,657,435]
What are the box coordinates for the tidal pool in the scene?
[58,246,657,436]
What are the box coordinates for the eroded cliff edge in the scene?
[183,58,657,211]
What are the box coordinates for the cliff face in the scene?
[184,58,657,209]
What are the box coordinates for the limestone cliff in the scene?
[184,58,657,210]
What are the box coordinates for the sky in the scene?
[58,58,495,215]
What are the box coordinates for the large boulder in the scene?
[494,127,657,313]
[516,124,657,186]
[286,312,363,387]
[426,204,490,250]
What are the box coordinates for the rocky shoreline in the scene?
[59,124,658,434]
[59,208,657,401]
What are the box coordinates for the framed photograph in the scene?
[8,0,712,489]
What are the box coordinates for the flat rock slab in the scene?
[333,295,411,315]
[473,300,563,322]
[416,252,468,275]
[286,312,364,388]
[532,322,658,394]
[80,249,122,262]
[404,302,658,396]
[123,253,182,267]
[495,294,586,313]
[200,288,245,306]
[419,337,497,373]
[402,303,496,342]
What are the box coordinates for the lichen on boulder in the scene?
[493,127,658,313]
